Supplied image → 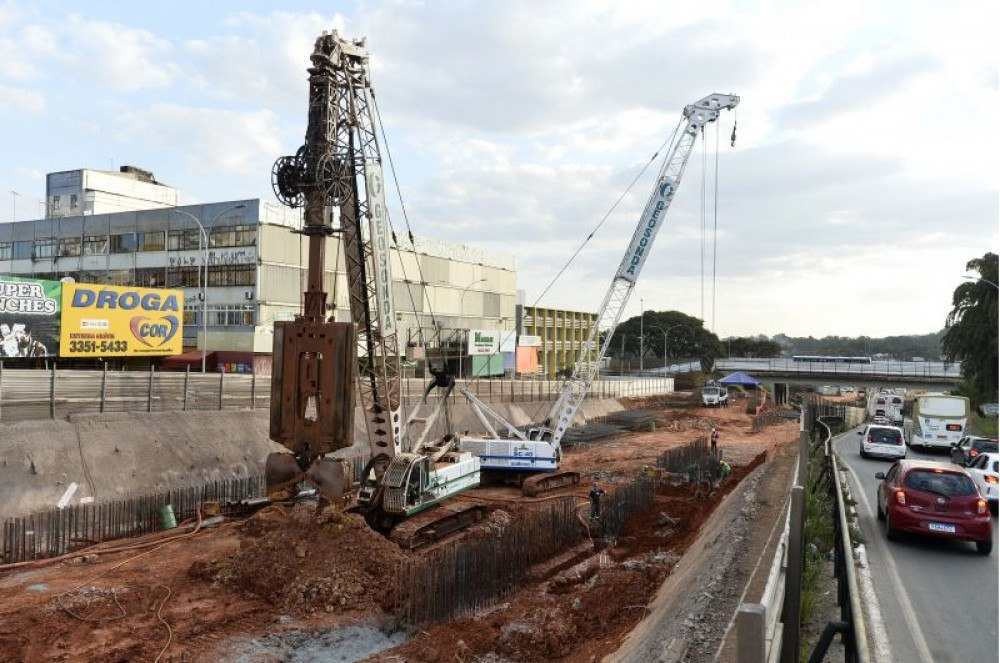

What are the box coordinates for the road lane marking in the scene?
[838,441,936,663]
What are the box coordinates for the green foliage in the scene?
[723,336,782,358]
[773,331,945,360]
[801,454,835,628]
[606,309,722,371]
[972,413,999,438]
[943,252,999,404]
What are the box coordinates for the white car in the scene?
[965,452,999,508]
[857,424,907,460]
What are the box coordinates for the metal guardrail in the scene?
[737,402,870,663]
[0,366,675,423]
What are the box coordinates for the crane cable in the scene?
[712,120,720,334]
[700,127,707,323]
[529,116,684,310]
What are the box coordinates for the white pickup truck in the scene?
[701,384,729,407]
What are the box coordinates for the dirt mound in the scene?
[193,503,405,615]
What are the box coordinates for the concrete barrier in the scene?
[1,396,627,519]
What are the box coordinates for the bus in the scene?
[791,355,872,365]
[909,394,971,450]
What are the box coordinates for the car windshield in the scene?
[869,428,902,445]
[702,388,719,395]
[971,440,998,453]
[904,470,976,497]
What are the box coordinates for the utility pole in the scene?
[10,190,19,223]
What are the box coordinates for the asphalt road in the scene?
[834,426,999,663]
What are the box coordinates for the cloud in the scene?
[776,55,936,128]
[117,104,283,177]
[0,82,43,111]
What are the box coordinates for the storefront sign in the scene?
[0,277,61,357]
[60,283,184,357]
[468,329,500,355]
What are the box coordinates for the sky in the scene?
[0,0,997,338]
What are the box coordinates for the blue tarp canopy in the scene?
[718,371,761,388]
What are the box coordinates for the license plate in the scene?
[937,435,947,439]
[928,522,956,533]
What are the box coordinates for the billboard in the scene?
[0,276,61,357]
[468,329,500,355]
[60,283,183,357]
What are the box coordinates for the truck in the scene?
[907,394,971,450]
[701,383,729,407]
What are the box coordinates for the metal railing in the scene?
[717,358,960,379]
[736,401,870,663]
[0,365,674,423]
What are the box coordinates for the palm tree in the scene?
[943,252,998,403]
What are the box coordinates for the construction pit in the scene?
[0,400,798,662]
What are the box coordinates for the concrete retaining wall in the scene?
[1,397,626,519]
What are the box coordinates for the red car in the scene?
[875,459,993,555]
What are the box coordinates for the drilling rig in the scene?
[266,32,484,548]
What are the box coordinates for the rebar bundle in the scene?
[397,476,655,625]
[1,474,265,564]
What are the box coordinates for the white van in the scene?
[909,394,971,450]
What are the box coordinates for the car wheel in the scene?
[884,510,898,541]
[976,538,993,556]
[876,494,885,521]
[859,445,867,459]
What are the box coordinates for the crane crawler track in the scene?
[389,503,491,550]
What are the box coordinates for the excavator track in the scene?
[389,502,490,550]
[521,471,581,497]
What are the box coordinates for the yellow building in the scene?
[519,305,598,377]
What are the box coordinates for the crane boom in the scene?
[546,93,740,446]
[459,93,738,484]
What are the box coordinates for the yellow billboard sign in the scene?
[60,283,184,357]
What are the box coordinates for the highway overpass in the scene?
[639,357,961,391]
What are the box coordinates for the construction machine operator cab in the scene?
[406,456,430,505]
[526,427,553,442]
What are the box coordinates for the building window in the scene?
[83,235,108,256]
[207,264,255,287]
[210,224,256,248]
[106,270,133,286]
[52,195,61,211]
[211,304,255,326]
[134,267,166,287]
[33,238,56,259]
[167,266,202,288]
[70,194,79,211]
[0,242,11,260]
[137,231,165,252]
[168,228,201,251]
[59,237,82,257]
[109,233,137,254]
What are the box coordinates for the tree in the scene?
[723,336,782,358]
[607,310,722,372]
[942,252,998,404]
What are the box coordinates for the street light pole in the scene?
[171,203,246,372]
[458,277,487,378]
[10,190,19,223]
